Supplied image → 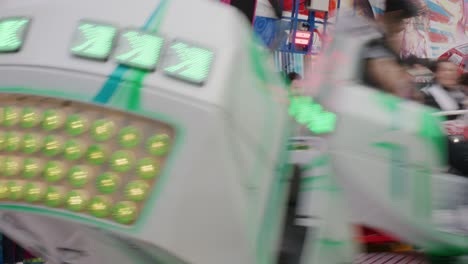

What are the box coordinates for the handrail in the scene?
[433,110,468,117]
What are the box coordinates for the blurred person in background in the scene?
[361,0,420,99]
[287,72,303,95]
[421,60,465,112]
[459,72,468,107]
[401,55,432,101]
[460,72,468,95]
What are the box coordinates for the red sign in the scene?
[294,31,311,46]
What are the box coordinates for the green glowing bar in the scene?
[71,21,117,60]
[115,30,164,71]
[164,41,214,84]
[0,17,30,53]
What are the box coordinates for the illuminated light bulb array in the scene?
[22,134,42,154]
[21,107,42,128]
[65,115,89,136]
[23,158,42,179]
[0,95,175,225]
[42,110,66,131]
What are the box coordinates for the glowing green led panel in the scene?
[71,21,117,60]
[163,41,214,84]
[114,30,164,71]
[0,17,30,53]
